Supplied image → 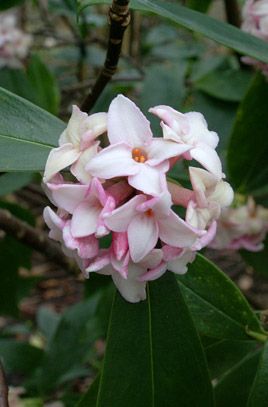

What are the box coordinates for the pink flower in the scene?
[43,106,107,183]
[86,95,191,196]
[46,177,116,238]
[43,206,98,259]
[149,105,223,178]
[105,192,202,262]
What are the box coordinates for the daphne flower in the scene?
[86,95,191,196]
[149,105,223,178]
[105,192,202,262]
[43,106,107,183]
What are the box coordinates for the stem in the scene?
[0,361,9,407]
[81,0,131,113]
[246,327,268,343]
[0,208,74,273]
[224,0,241,28]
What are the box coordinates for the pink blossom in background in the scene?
[241,0,268,75]
[0,12,32,69]
[210,197,268,252]
[43,94,233,302]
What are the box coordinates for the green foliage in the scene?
[0,0,25,10]
[79,0,268,64]
[241,237,268,277]
[177,254,264,340]
[78,273,213,407]
[227,73,268,193]
[248,342,268,407]
[0,87,64,172]
[0,172,33,196]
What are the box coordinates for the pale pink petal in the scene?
[105,195,146,232]
[63,222,98,259]
[190,146,223,179]
[192,220,217,250]
[47,183,88,213]
[128,213,159,262]
[168,182,194,207]
[112,232,129,261]
[112,264,147,303]
[136,192,172,217]
[128,164,167,196]
[85,251,111,272]
[168,250,196,274]
[149,105,187,132]
[71,201,100,238]
[184,112,219,149]
[158,210,200,247]
[43,144,80,182]
[147,139,190,165]
[162,245,184,261]
[139,261,167,281]
[111,251,130,279]
[43,206,65,241]
[59,106,88,146]
[140,249,163,269]
[211,180,234,207]
[108,94,152,146]
[85,112,107,138]
[86,143,138,179]
[71,143,99,184]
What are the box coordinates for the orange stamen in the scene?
[146,209,153,217]
[132,147,148,163]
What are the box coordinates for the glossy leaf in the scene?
[227,73,268,192]
[248,342,268,407]
[79,0,268,64]
[177,254,263,340]
[27,55,60,115]
[79,273,214,407]
[215,349,261,407]
[0,87,64,172]
[186,0,212,13]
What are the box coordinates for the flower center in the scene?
[132,147,147,163]
[146,209,153,217]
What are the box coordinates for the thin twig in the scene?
[81,0,131,112]
[224,0,241,28]
[0,209,74,273]
[0,361,9,407]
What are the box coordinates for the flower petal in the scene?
[147,138,190,166]
[128,213,159,262]
[71,201,100,238]
[190,145,223,179]
[168,250,196,274]
[105,195,146,232]
[71,142,99,184]
[47,183,88,213]
[86,143,138,179]
[43,144,80,182]
[108,94,152,146]
[112,264,147,303]
[128,164,167,196]
[158,210,200,247]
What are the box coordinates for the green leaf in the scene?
[27,55,60,115]
[195,69,252,102]
[79,0,268,64]
[215,349,262,407]
[177,254,263,340]
[227,73,268,192]
[0,87,64,172]
[0,172,33,196]
[241,236,268,277]
[204,339,258,379]
[248,342,268,407]
[0,0,25,10]
[79,273,214,407]
[0,68,36,103]
[186,0,213,13]
[0,340,44,376]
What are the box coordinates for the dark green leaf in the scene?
[248,342,268,407]
[27,55,60,115]
[215,349,261,407]
[177,254,263,340]
[0,172,33,196]
[195,69,252,102]
[0,68,36,102]
[186,0,213,13]
[0,87,64,172]
[205,339,258,379]
[79,273,213,407]
[0,0,25,10]
[79,0,268,64]
[227,73,268,192]
[0,340,44,376]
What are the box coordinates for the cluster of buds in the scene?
[43,95,233,302]
[0,12,32,69]
[241,0,268,75]
[210,196,268,252]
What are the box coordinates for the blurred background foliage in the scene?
[1,0,268,406]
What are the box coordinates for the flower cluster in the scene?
[210,196,268,252]
[0,12,32,69]
[241,0,268,75]
[43,95,233,302]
